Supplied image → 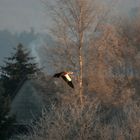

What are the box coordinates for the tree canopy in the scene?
[0,43,40,98]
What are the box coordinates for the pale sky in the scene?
[0,0,50,33]
[0,0,139,33]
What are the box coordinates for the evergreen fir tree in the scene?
[0,43,40,98]
[0,82,15,140]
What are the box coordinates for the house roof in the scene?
[10,80,44,125]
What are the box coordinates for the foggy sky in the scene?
[0,0,139,33]
[0,0,50,33]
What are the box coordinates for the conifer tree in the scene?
[0,82,15,140]
[0,43,39,98]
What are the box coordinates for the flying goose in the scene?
[53,71,74,88]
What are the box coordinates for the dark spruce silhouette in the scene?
[53,72,74,89]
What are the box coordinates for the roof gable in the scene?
[10,80,43,125]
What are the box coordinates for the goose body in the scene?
[53,72,74,88]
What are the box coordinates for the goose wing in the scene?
[67,81,74,88]
[62,75,74,88]
[53,72,63,78]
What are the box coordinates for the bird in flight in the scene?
[53,71,74,88]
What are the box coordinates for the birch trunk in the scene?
[78,1,84,105]
[79,37,83,105]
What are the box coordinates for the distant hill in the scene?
[129,6,140,18]
[0,29,36,64]
[0,29,54,68]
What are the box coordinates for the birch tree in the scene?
[43,0,108,105]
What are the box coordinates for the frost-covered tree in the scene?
[43,0,109,105]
